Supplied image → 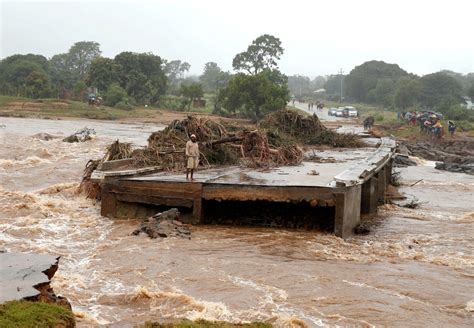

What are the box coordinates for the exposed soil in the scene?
[399,139,474,174]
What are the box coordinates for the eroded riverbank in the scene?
[1,117,473,327]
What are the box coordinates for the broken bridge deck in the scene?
[101,137,396,239]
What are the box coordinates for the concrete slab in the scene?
[0,252,58,303]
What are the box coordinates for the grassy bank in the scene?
[0,300,75,328]
[0,95,211,121]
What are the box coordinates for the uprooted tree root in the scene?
[261,109,363,148]
[102,115,307,170]
[91,109,363,178]
[77,159,101,200]
[104,140,133,161]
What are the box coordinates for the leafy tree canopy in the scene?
[394,77,422,110]
[86,57,119,93]
[164,60,191,87]
[232,34,284,75]
[344,60,409,103]
[199,62,230,92]
[112,52,167,104]
[68,41,101,79]
[467,82,474,100]
[218,70,289,121]
[420,72,463,108]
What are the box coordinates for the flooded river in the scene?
[1,117,473,327]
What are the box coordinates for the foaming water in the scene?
[1,117,473,327]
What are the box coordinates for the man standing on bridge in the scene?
[186,134,199,180]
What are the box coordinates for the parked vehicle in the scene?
[345,106,358,117]
[335,109,344,117]
[328,108,338,116]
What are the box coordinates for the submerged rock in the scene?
[393,154,417,167]
[63,127,96,143]
[435,162,474,175]
[354,222,371,234]
[132,208,191,239]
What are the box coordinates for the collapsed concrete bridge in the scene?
[98,135,395,239]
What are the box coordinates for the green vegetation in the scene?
[218,70,289,121]
[138,319,272,328]
[217,35,289,120]
[0,300,75,328]
[1,39,472,124]
[199,62,231,93]
[232,34,283,75]
[180,83,204,110]
[0,95,161,120]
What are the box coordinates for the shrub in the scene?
[158,95,184,111]
[105,83,127,106]
[374,114,384,121]
[115,101,134,111]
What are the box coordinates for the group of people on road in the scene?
[306,101,324,112]
[398,111,456,139]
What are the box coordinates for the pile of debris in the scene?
[77,159,102,200]
[105,114,306,170]
[261,109,363,148]
[131,208,191,239]
[63,127,96,143]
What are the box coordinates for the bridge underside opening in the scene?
[202,200,335,231]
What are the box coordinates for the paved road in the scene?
[291,101,340,121]
[290,101,364,134]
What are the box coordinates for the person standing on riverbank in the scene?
[185,134,199,180]
[448,121,456,137]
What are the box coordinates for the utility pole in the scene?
[338,69,344,103]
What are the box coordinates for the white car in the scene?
[345,106,358,117]
[335,109,344,117]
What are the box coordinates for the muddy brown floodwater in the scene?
[1,117,473,327]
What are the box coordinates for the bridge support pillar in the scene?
[361,176,378,214]
[335,185,361,239]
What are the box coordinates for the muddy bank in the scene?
[0,252,71,308]
[398,139,474,174]
[0,252,75,326]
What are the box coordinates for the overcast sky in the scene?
[1,0,473,77]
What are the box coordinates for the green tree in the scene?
[73,80,87,101]
[68,41,101,79]
[114,52,167,104]
[180,82,204,109]
[232,34,284,75]
[49,53,76,92]
[419,72,463,108]
[25,70,50,98]
[366,79,395,106]
[199,62,230,92]
[468,82,474,100]
[324,75,344,100]
[219,70,289,120]
[163,59,191,93]
[344,60,409,103]
[86,57,118,92]
[394,78,422,109]
[0,55,50,97]
[105,83,127,106]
